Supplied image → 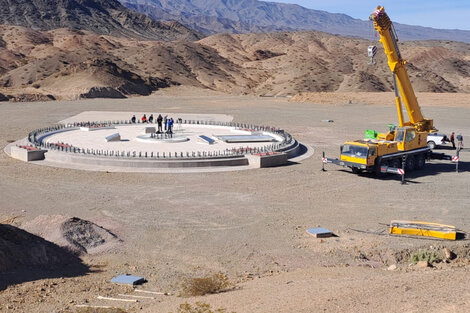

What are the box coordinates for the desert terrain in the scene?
[1,88,469,313]
[1,26,469,102]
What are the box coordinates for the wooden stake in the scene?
[76,305,113,309]
[134,289,166,295]
[97,295,138,302]
[118,294,156,300]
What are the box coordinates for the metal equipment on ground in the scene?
[389,220,457,240]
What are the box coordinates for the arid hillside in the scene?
[200,32,470,96]
[0,26,468,101]
[121,0,470,43]
[0,0,201,41]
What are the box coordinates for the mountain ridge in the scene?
[0,0,202,41]
[0,26,468,101]
[120,0,470,43]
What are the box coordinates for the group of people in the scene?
[448,132,464,151]
[130,114,175,134]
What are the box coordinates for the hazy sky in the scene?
[269,0,470,30]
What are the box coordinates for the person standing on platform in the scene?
[148,114,154,123]
[169,118,174,134]
[131,115,136,123]
[141,114,147,123]
[157,114,163,133]
[164,115,168,131]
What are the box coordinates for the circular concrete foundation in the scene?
[7,112,309,173]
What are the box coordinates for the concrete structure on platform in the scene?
[10,145,47,162]
[105,133,121,142]
[246,152,289,168]
[144,127,156,134]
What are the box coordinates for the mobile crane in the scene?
[326,6,444,175]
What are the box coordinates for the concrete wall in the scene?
[247,153,288,168]
[45,151,249,168]
[10,146,46,162]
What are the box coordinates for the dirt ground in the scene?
[1,88,470,313]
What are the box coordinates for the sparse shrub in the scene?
[409,249,442,264]
[172,302,235,313]
[180,272,232,297]
[32,83,40,89]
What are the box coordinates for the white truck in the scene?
[427,133,449,149]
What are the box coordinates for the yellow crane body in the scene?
[327,6,440,175]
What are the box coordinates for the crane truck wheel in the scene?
[351,167,363,174]
[416,154,425,169]
[427,141,436,150]
[374,160,388,176]
[390,159,401,169]
[406,156,416,171]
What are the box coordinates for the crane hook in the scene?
[368,45,377,65]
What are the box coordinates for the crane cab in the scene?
[394,127,428,151]
[339,140,398,170]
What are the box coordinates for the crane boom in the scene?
[369,6,434,132]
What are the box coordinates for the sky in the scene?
[269,0,470,30]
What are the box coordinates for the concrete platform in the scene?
[5,111,309,173]
[42,124,284,154]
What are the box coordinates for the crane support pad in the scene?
[389,220,456,240]
[380,166,404,175]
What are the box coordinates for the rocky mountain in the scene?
[0,0,202,41]
[0,26,468,101]
[120,0,470,43]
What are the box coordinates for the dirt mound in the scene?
[22,216,121,255]
[7,93,55,102]
[0,224,84,273]
[80,86,126,99]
